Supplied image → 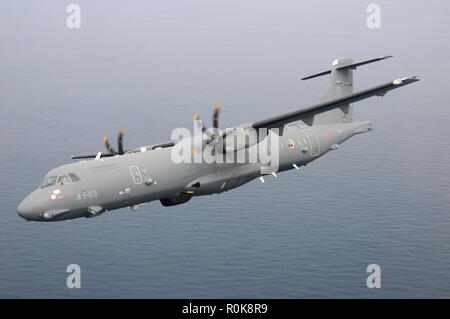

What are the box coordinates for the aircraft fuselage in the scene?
[17,121,371,221]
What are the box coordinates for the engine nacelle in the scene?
[223,124,260,153]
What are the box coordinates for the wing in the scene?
[252,76,419,130]
[71,152,116,159]
[71,141,175,159]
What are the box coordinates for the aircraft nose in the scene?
[17,198,33,220]
[17,193,39,221]
[17,200,30,220]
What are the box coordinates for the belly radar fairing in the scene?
[17,56,419,222]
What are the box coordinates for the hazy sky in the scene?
[2,0,449,159]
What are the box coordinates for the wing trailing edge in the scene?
[252,76,419,130]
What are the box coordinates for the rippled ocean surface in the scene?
[1,1,449,298]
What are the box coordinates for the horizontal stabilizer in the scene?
[301,56,393,80]
[252,76,419,130]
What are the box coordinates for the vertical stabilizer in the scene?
[300,56,393,125]
[314,57,354,124]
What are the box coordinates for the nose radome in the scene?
[17,199,31,220]
[17,192,39,221]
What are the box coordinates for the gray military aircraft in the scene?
[17,56,418,222]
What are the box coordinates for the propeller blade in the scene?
[194,104,223,142]
[193,113,206,132]
[213,104,222,129]
[103,136,118,154]
[118,129,125,155]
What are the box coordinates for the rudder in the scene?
[315,57,354,124]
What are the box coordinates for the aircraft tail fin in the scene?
[301,56,393,124]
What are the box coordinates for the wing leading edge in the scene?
[252,76,419,130]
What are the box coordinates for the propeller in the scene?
[193,112,206,133]
[193,104,227,156]
[71,129,175,159]
[212,103,222,131]
[194,104,222,140]
[103,129,125,155]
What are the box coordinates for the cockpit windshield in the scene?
[57,175,70,184]
[40,173,80,188]
[40,176,57,188]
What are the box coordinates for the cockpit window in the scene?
[40,176,57,188]
[57,175,70,184]
[69,173,80,182]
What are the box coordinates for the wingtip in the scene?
[393,76,420,85]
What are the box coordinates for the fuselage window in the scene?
[69,173,80,182]
[40,176,57,188]
[57,175,70,184]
